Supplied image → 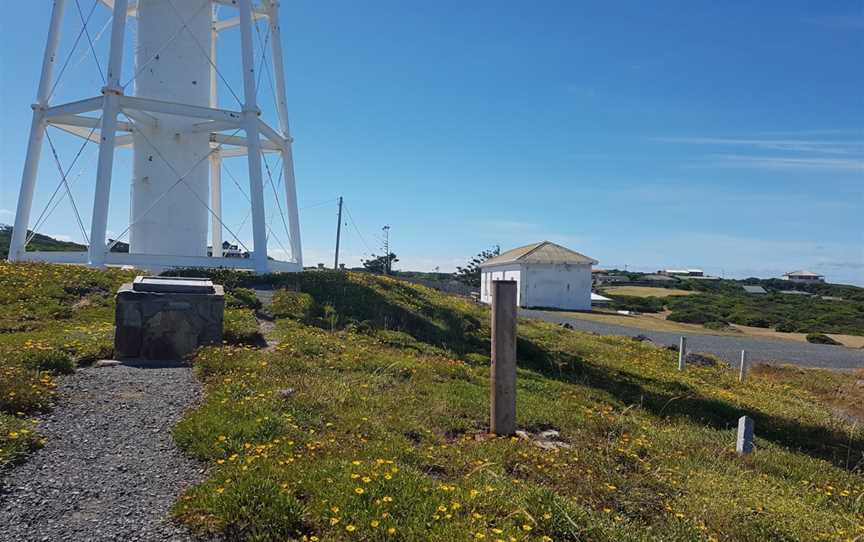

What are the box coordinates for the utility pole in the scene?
[382,225,391,275]
[334,196,343,269]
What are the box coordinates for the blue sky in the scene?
[1,1,862,284]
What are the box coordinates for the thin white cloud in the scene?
[0,208,13,218]
[653,136,864,156]
[709,154,864,171]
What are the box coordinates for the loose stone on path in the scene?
[0,363,204,542]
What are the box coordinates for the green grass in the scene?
[3,263,863,539]
[167,270,864,541]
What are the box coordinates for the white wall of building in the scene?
[522,263,592,311]
[480,262,592,311]
[480,263,523,306]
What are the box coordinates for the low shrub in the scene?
[774,321,799,333]
[703,321,734,332]
[0,414,43,468]
[0,365,56,413]
[223,309,264,346]
[608,295,665,313]
[20,348,75,374]
[270,290,316,321]
[225,288,262,310]
[805,333,842,346]
[667,309,725,325]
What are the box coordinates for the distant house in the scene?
[479,241,598,311]
[783,270,825,284]
[207,241,244,258]
[660,268,704,277]
[778,290,813,296]
[742,285,767,295]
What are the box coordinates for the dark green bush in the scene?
[805,333,842,346]
[225,287,262,310]
[20,348,74,374]
[607,295,665,313]
[703,321,734,331]
[668,309,726,325]
[223,309,264,346]
[271,290,317,321]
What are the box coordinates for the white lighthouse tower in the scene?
[7,0,302,273]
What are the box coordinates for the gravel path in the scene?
[521,309,864,370]
[0,363,204,542]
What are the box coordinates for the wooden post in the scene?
[491,280,517,436]
[736,415,754,455]
[678,337,687,371]
[739,350,748,382]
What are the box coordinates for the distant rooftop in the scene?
[742,285,767,294]
[481,241,598,267]
[784,270,824,278]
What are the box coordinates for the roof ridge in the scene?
[517,240,549,261]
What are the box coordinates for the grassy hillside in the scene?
[599,279,864,336]
[0,225,87,260]
[0,262,260,468]
[2,263,863,540]
[164,268,864,541]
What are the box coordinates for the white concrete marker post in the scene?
[736,415,754,455]
[739,350,749,382]
[678,337,687,371]
[491,280,517,436]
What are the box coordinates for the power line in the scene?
[344,204,373,255]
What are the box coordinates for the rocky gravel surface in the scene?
[0,363,204,542]
[522,309,864,370]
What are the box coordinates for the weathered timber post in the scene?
[678,337,687,371]
[736,415,754,455]
[739,350,749,382]
[491,280,517,436]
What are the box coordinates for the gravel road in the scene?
[0,363,204,542]
[521,309,864,370]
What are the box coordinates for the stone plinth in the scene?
[115,277,224,360]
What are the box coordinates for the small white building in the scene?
[479,241,598,311]
[783,270,825,284]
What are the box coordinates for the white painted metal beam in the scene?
[18,250,301,273]
[209,132,282,152]
[43,96,104,118]
[120,95,243,123]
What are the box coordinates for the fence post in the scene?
[678,337,687,371]
[739,350,749,382]
[491,280,517,436]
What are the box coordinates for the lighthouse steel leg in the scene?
[209,154,223,257]
[9,0,68,262]
[238,0,269,274]
[266,0,302,266]
[88,0,129,267]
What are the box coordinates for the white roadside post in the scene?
[266,0,303,267]
[8,0,68,261]
[739,350,749,382]
[238,0,269,273]
[678,336,687,371]
[88,0,129,267]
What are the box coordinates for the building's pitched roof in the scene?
[784,270,823,277]
[480,241,598,267]
[742,285,767,294]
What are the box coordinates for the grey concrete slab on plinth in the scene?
[115,277,224,361]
